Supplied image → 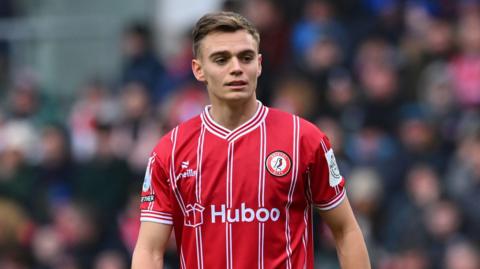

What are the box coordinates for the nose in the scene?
[230,57,243,76]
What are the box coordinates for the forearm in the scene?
[334,225,371,269]
[131,247,164,269]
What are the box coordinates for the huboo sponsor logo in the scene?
[210,203,280,223]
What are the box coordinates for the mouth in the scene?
[225,80,248,87]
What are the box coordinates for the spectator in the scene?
[72,118,133,232]
[69,78,118,161]
[31,123,75,222]
[0,121,37,209]
[243,0,291,104]
[270,76,318,120]
[448,12,480,109]
[121,22,167,103]
[380,164,441,252]
[444,240,480,269]
[110,81,163,175]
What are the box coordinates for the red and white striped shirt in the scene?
[140,101,346,269]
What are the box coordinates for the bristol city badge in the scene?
[266,151,292,177]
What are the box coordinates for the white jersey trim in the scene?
[201,100,267,141]
[140,217,173,225]
[314,188,347,211]
[141,209,172,215]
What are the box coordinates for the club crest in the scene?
[266,151,292,177]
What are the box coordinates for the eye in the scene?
[214,57,227,65]
[241,55,254,63]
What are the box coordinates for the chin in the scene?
[214,93,253,105]
[225,92,254,101]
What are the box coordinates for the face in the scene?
[192,30,262,105]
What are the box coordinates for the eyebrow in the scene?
[208,49,256,60]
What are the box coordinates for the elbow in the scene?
[131,246,164,269]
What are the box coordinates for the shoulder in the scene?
[152,115,202,155]
[266,107,327,140]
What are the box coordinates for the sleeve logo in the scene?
[185,203,205,227]
[142,155,155,192]
[266,151,292,177]
[325,148,342,187]
[141,195,155,203]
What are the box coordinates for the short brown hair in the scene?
[192,11,260,58]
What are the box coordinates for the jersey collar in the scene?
[201,100,268,141]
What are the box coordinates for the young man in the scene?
[132,11,370,269]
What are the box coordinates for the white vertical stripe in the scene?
[192,126,206,269]
[195,227,203,269]
[261,223,264,269]
[196,125,205,203]
[226,224,230,269]
[199,227,204,268]
[229,223,233,269]
[229,143,234,269]
[302,205,309,269]
[169,128,187,215]
[258,123,266,269]
[229,143,234,207]
[258,224,262,269]
[285,116,300,269]
[226,142,234,269]
[180,247,186,269]
[261,123,266,207]
[258,124,263,206]
[258,126,263,269]
[261,123,266,269]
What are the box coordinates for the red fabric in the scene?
[139,102,346,269]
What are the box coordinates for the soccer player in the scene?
[132,11,370,269]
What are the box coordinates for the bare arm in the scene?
[131,222,173,269]
[318,197,371,269]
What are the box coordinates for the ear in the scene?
[257,54,263,77]
[192,59,206,82]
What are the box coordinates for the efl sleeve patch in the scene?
[325,148,342,187]
[142,155,155,192]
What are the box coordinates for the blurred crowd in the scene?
[1,0,480,268]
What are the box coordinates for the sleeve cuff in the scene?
[314,188,346,211]
[140,210,173,225]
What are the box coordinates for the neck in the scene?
[209,98,258,131]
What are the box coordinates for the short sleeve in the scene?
[139,151,174,225]
[307,135,346,211]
